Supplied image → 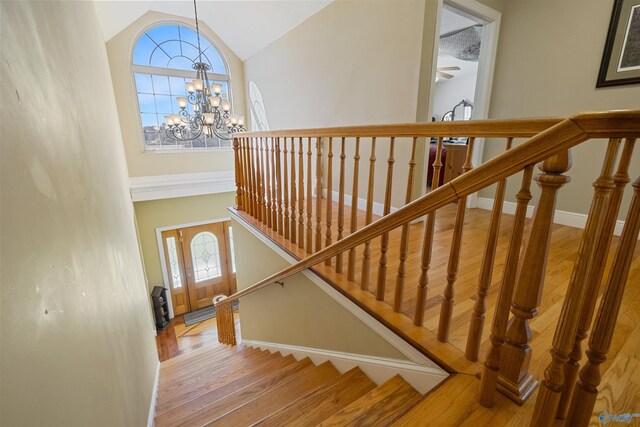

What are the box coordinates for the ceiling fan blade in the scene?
[437,66,461,71]
[437,71,455,79]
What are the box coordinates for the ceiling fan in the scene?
[436,66,461,80]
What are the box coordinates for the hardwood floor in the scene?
[155,312,241,362]
[232,198,640,424]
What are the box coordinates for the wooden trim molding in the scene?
[476,197,630,237]
[130,171,235,202]
[241,339,448,394]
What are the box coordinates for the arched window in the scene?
[190,232,222,282]
[132,23,232,150]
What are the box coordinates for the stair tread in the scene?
[254,367,377,427]
[159,346,261,380]
[157,349,275,398]
[158,351,275,395]
[161,355,314,427]
[155,350,286,414]
[204,361,341,427]
[159,343,242,370]
[317,375,422,427]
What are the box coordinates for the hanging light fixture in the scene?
[164,0,245,141]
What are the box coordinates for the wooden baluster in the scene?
[282,137,290,240]
[347,137,361,281]
[272,138,279,231]
[531,142,621,425]
[361,137,377,291]
[242,138,252,216]
[566,174,640,427]
[478,164,534,407]
[376,137,396,300]
[439,137,477,343]
[498,150,572,405]
[316,137,323,252]
[298,137,305,249]
[233,137,242,210]
[275,137,284,235]
[290,137,297,244]
[250,137,258,219]
[325,137,334,266]
[414,137,444,326]
[557,138,633,419]
[336,137,347,273]
[306,137,313,253]
[394,137,418,312]
[265,137,273,229]
[256,137,265,223]
[464,138,507,356]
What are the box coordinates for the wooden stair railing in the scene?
[218,110,640,427]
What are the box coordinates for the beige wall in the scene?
[0,2,158,425]
[244,0,439,207]
[107,11,246,178]
[134,192,235,294]
[480,0,640,217]
[233,219,409,359]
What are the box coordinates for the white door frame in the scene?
[155,217,231,319]
[427,0,501,208]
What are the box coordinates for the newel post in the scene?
[497,150,572,404]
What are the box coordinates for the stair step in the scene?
[159,347,261,382]
[159,343,223,368]
[317,375,422,427]
[158,349,273,395]
[155,350,282,414]
[204,361,341,427]
[157,349,273,400]
[160,356,311,427]
[392,374,488,426]
[254,367,377,427]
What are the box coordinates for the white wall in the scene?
[433,58,478,120]
[1,2,158,425]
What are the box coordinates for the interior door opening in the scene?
[160,220,237,316]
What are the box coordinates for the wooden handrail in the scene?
[216,111,640,308]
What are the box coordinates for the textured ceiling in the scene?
[94,0,332,60]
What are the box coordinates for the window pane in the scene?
[154,95,174,114]
[190,232,222,282]
[152,75,170,95]
[140,112,158,127]
[146,25,179,45]
[138,94,155,113]
[166,237,183,288]
[150,47,171,68]
[203,47,227,74]
[158,40,181,59]
[133,35,155,65]
[167,56,194,71]
[135,73,153,94]
[169,77,187,95]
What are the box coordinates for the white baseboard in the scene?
[322,189,399,217]
[130,171,235,202]
[476,197,628,237]
[147,361,160,427]
[241,339,448,394]
[230,210,439,368]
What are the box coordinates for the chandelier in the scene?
[163,0,245,141]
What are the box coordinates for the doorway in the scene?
[160,220,237,316]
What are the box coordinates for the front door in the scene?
[182,222,231,311]
[161,221,236,315]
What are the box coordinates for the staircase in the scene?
[154,343,422,426]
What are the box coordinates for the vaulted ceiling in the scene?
[94,1,332,60]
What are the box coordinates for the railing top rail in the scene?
[218,110,640,306]
[239,118,563,138]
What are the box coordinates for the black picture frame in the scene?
[597,0,640,87]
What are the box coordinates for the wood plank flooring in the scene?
[232,198,640,425]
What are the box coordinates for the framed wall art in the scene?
[597,0,640,87]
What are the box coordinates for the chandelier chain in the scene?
[193,0,203,65]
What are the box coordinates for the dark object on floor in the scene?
[151,286,171,331]
[183,299,239,326]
